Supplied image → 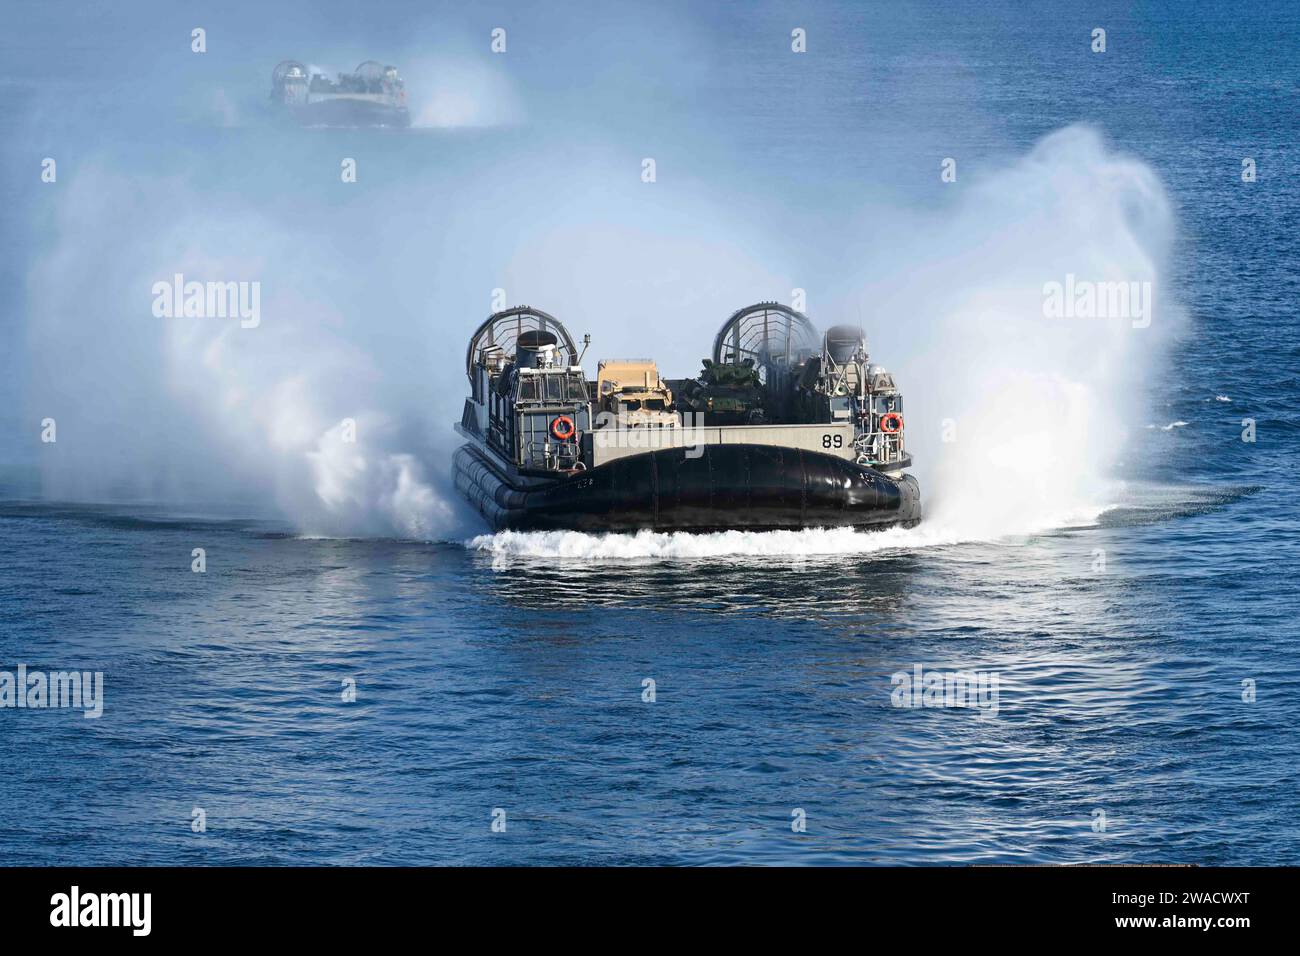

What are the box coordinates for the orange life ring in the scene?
[879,412,904,434]
[551,415,576,441]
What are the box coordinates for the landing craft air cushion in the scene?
[271,60,411,127]
[454,303,922,532]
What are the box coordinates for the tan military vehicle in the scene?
[595,359,678,428]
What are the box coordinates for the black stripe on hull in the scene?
[454,443,921,533]
[279,100,411,127]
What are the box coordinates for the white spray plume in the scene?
[25,167,467,538]
[22,123,1174,550]
[405,57,523,128]
[475,126,1180,560]
[888,125,1176,539]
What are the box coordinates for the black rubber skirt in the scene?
[455,443,921,533]
[283,100,411,128]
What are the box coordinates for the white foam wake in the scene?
[468,525,950,561]
[465,503,1111,562]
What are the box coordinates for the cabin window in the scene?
[545,375,563,402]
[518,377,538,401]
[567,375,588,401]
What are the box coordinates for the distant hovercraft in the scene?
[271,60,410,128]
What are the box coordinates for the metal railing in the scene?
[521,438,585,472]
[854,428,906,467]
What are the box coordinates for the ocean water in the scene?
[1,1,1298,865]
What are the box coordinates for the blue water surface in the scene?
[1,0,1297,864]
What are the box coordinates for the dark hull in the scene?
[280,99,410,128]
[455,443,921,533]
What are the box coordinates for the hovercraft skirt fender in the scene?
[454,443,921,533]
